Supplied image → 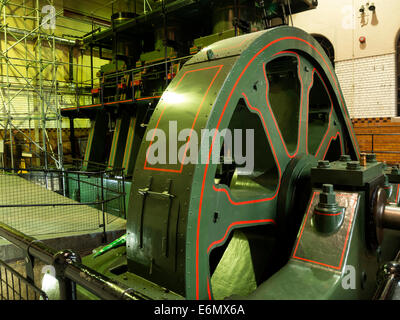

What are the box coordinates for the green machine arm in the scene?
[93,234,126,258]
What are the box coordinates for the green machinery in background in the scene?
[61,0,320,217]
[55,0,400,300]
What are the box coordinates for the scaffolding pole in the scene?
[0,0,96,170]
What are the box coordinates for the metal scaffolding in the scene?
[0,0,65,169]
[0,0,105,170]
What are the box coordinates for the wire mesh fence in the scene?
[0,259,48,300]
[0,168,126,236]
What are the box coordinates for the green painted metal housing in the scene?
[70,3,400,302]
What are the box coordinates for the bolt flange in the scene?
[318,160,330,168]
[339,155,351,162]
[313,184,344,234]
[347,161,361,170]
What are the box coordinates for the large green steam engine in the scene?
[59,0,400,300]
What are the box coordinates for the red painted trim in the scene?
[136,96,162,101]
[207,277,212,300]
[292,256,341,270]
[144,65,224,173]
[195,36,359,299]
[293,192,316,255]
[61,97,161,111]
[322,132,343,160]
[263,51,304,158]
[294,38,359,159]
[292,191,355,270]
[207,219,276,254]
[210,92,282,205]
[312,69,335,158]
[212,185,278,205]
[305,68,316,154]
[314,210,342,216]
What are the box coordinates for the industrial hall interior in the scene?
[0,0,399,302]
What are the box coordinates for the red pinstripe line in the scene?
[210,92,282,205]
[195,36,359,299]
[322,132,343,160]
[305,68,316,154]
[314,210,342,216]
[293,191,356,270]
[61,97,161,111]
[207,219,276,254]
[313,69,335,158]
[144,65,223,172]
[262,50,304,158]
[290,38,359,158]
[207,277,211,300]
[293,192,316,256]
[292,256,341,270]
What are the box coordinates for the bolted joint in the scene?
[313,184,344,234]
[318,184,338,209]
[347,161,361,170]
[391,165,400,175]
[377,261,400,285]
[317,160,330,168]
[52,249,81,279]
[339,154,351,162]
[366,153,377,163]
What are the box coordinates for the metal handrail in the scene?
[374,250,400,300]
[0,167,127,238]
[0,258,48,300]
[0,221,148,300]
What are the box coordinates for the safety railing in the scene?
[0,167,127,240]
[0,258,48,300]
[374,249,400,300]
[0,221,146,300]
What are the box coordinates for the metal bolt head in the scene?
[366,153,377,163]
[320,184,336,205]
[319,194,337,205]
[391,166,399,175]
[314,184,343,234]
[318,160,330,168]
[206,49,214,60]
[322,184,334,194]
[347,161,361,170]
[339,155,351,162]
[360,153,367,166]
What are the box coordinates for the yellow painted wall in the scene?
[0,0,113,129]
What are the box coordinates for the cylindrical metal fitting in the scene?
[339,155,351,162]
[366,153,377,163]
[360,153,367,166]
[391,166,400,175]
[318,160,330,168]
[322,184,334,194]
[347,161,361,170]
[374,252,400,300]
[382,205,400,230]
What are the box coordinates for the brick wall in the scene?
[352,117,400,165]
[335,53,397,118]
